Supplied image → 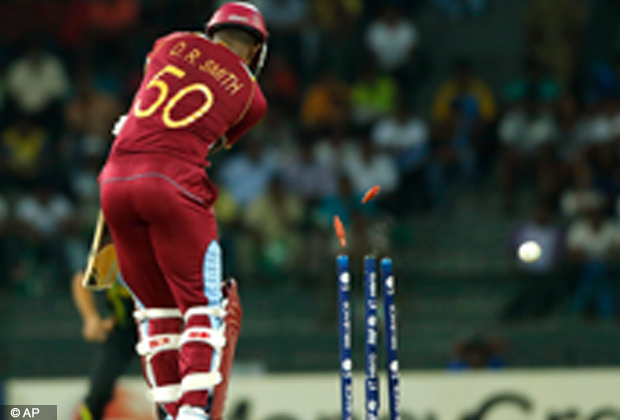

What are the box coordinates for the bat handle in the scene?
[82,253,97,288]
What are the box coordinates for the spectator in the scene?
[351,61,398,130]
[372,101,430,212]
[555,94,583,161]
[310,0,365,82]
[566,195,620,320]
[242,176,304,284]
[277,137,338,290]
[312,0,363,37]
[428,92,483,212]
[316,173,371,234]
[582,61,620,106]
[300,71,350,135]
[5,40,69,129]
[12,183,75,294]
[217,137,278,209]
[448,336,505,371]
[576,101,620,200]
[432,59,496,125]
[365,6,418,90]
[256,0,308,69]
[281,140,337,207]
[578,101,614,145]
[525,0,588,87]
[373,102,429,171]
[497,94,559,213]
[432,61,495,196]
[501,200,566,321]
[503,59,561,106]
[64,70,121,141]
[254,106,298,160]
[258,0,308,32]
[69,139,106,231]
[314,126,361,169]
[561,161,601,218]
[14,184,74,239]
[0,115,54,190]
[262,52,300,111]
[62,71,120,178]
[342,135,399,203]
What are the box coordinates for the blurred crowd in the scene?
[2,0,620,325]
[499,0,620,324]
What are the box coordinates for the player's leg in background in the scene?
[80,324,138,420]
[144,184,241,420]
[101,181,183,418]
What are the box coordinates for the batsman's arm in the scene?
[208,82,267,156]
[222,84,267,149]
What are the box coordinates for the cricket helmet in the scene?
[206,2,268,44]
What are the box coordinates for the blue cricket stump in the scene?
[364,255,379,420]
[381,257,401,420]
[337,254,353,420]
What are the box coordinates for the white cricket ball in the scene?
[518,240,542,263]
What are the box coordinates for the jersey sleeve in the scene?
[224,84,267,148]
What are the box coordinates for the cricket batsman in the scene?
[97,3,268,420]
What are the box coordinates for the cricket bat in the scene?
[82,210,118,290]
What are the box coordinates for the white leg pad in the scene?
[149,384,181,403]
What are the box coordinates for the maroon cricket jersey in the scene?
[111,31,267,167]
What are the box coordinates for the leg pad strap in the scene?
[180,327,226,349]
[136,334,181,356]
[134,308,182,322]
[181,372,222,393]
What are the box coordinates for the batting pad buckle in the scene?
[183,305,226,322]
[181,372,223,393]
[149,384,181,403]
[179,327,226,349]
[134,308,182,322]
[136,334,181,356]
